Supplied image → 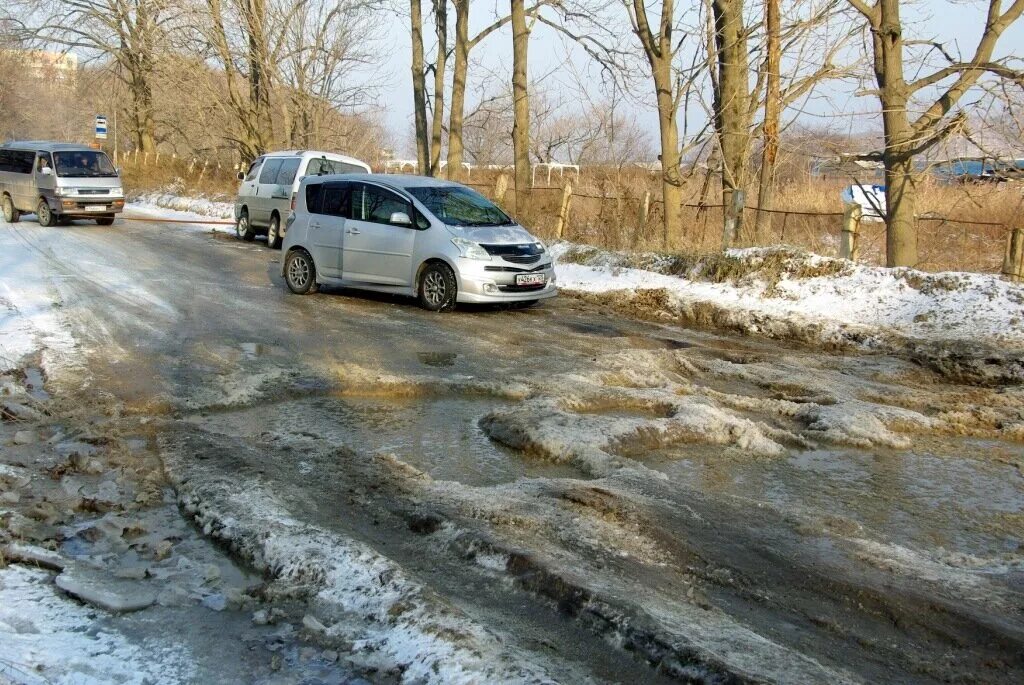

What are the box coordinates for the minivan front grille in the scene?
[479,243,543,265]
[77,189,109,195]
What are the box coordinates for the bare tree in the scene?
[848,0,1024,266]
[410,0,430,170]
[429,0,448,175]
[510,0,532,201]
[12,0,175,154]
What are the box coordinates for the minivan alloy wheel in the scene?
[236,211,255,241]
[418,262,457,311]
[423,271,446,305]
[267,215,281,249]
[284,250,317,295]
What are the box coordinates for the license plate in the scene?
[515,273,546,286]
[84,205,107,212]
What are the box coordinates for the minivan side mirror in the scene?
[390,211,412,226]
[40,167,53,176]
[236,171,245,181]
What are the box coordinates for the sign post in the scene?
[95,115,108,141]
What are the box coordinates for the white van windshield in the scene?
[53,151,117,178]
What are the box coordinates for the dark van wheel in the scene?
[96,216,115,226]
[236,209,255,241]
[267,214,281,249]
[2,195,20,223]
[37,200,57,227]
[284,249,318,294]
[418,262,457,312]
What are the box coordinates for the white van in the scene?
[234,150,371,248]
[0,141,124,226]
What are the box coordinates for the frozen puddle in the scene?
[636,440,1024,561]
[189,395,580,486]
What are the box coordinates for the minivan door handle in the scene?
[346,228,361,235]
[310,221,321,229]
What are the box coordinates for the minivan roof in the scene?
[1,141,106,153]
[304,174,460,190]
[263,149,369,164]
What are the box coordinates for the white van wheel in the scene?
[236,210,255,241]
[267,215,281,249]
[1,195,19,223]
[37,200,57,227]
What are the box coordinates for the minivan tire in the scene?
[37,200,57,227]
[96,216,115,226]
[284,249,318,295]
[418,262,457,312]
[267,214,282,249]
[2,195,19,223]
[236,210,255,241]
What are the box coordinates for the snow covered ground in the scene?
[0,224,77,373]
[551,242,1024,352]
[127,191,235,224]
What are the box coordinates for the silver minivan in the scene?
[280,174,557,310]
[0,142,124,226]
[234,150,371,249]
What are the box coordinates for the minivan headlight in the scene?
[53,187,65,197]
[110,187,123,197]
[534,240,546,253]
[451,237,491,260]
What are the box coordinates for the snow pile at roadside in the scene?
[0,226,77,373]
[551,242,1024,352]
[128,190,235,223]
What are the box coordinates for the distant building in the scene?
[4,49,79,82]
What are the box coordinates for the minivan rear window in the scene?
[305,158,366,176]
[305,184,323,213]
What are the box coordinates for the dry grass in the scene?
[463,168,1023,274]
[116,157,1022,274]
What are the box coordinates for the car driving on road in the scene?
[234,150,371,248]
[280,174,557,310]
[0,141,124,226]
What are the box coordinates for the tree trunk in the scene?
[653,59,683,249]
[712,0,750,245]
[245,0,271,155]
[876,0,918,266]
[410,0,430,173]
[754,0,779,242]
[510,0,531,211]
[429,0,447,176]
[446,0,469,182]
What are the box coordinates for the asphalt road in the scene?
[4,215,1023,683]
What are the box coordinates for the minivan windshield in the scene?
[407,186,513,227]
[53,151,117,178]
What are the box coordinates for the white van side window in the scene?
[244,158,263,182]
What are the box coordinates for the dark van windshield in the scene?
[53,151,117,178]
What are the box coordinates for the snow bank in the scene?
[552,242,1024,381]
[128,190,235,221]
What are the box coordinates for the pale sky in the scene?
[370,1,1024,158]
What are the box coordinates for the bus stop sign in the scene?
[95,115,108,140]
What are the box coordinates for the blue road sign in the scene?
[95,115,108,140]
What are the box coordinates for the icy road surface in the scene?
[2,215,1023,683]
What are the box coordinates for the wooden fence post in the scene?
[555,182,573,240]
[840,203,862,260]
[1003,227,1024,282]
[494,174,509,206]
[639,190,650,231]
